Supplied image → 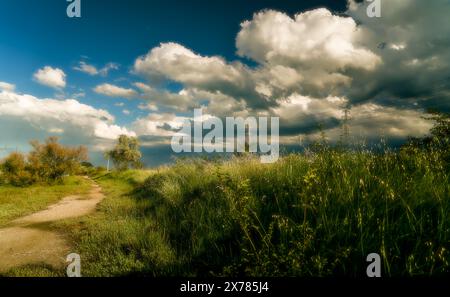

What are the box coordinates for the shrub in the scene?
[0,152,35,187]
[27,137,88,182]
[8,169,34,187]
[0,137,88,186]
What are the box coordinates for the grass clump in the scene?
[3,264,64,277]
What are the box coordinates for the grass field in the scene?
[0,176,91,226]
[54,170,164,276]
[51,147,449,277]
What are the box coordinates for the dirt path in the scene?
[0,180,104,273]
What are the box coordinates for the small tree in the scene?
[426,111,450,145]
[105,135,142,171]
[423,111,450,164]
[27,137,88,182]
[0,138,88,185]
[403,110,450,167]
[407,111,449,149]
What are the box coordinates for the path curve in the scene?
[0,179,104,273]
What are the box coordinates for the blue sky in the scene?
[0,0,347,125]
[0,0,449,166]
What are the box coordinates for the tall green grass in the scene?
[65,146,449,277]
[133,148,449,276]
[55,170,178,276]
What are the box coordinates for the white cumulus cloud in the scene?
[0,90,135,152]
[93,83,138,98]
[74,61,119,76]
[236,8,381,70]
[33,66,66,89]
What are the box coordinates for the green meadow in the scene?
[50,145,449,277]
[0,176,91,227]
[1,112,449,277]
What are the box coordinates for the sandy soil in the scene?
[0,180,104,273]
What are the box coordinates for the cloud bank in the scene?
[2,0,448,165]
[129,1,446,146]
[0,90,135,153]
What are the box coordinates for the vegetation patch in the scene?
[55,144,449,277]
[0,176,91,226]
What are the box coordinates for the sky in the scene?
[0,0,449,166]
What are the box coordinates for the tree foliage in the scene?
[426,110,450,146]
[105,135,142,171]
[27,137,88,181]
[405,110,450,164]
[0,152,33,186]
[0,137,88,186]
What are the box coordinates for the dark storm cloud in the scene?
[119,1,447,151]
[345,0,450,112]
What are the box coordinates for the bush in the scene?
[1,152,26,174]
[8,170,35,187]
[0,152,35,186]
[27,137,88,182]
[0,137,88,186]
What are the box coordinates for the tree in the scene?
[0,137,88,186]
[426,110,450,145]
[27,137,88,182]
[423,111,450,164]
[105,135,142,171]
[404,110,450,166]
[407,111,449,148]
